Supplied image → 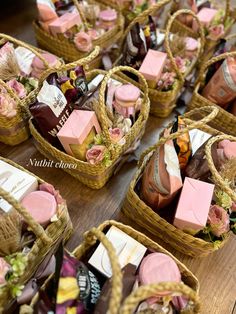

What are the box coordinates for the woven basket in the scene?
[0,156,73,312]
[123,106,236,257]
[116,1,205,118]
[170,0,233,59]
[33,0,124,66]
[30,61,150,189]
[0,33,58,146]
[20,220,200,314]
[188,50,236,136]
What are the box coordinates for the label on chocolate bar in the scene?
[37,81,67,118]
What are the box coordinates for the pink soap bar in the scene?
[37,3,58,22]
[39,18,58,32]
[139,50,167,85]
[218,140,236,159]
[21,191,57,226]
[32,52,59,71]
[57,110,101,156]
[49,12,81,36]
[192,8,217,31]
[174,177,215,232]
[139,253,181,304]
[99,9,117,21]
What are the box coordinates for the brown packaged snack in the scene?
[94,264,137,314]
[140,128,183,211]
[185,139,220,182]
[30,80,72,147]
[202,57,236,107]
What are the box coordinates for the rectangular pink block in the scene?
[57,110,101,156]
[139,50,167,88]
[192,8,218,31]
[49,12,81,35]
[174,177,215,232]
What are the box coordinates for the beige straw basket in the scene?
[123,106,236,257]
[33,0,124,66]
[0,34,60,146]
[0,157,73,312]
[115,1,205,118]
[170,0,233,59]
[188,50,236,136]
[20,220,200,314]
[29,51,150,189]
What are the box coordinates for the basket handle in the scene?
[0,78,22,104]
[0,33,50,69]
[72,0,89,31]
[40,46,100,81]
[223,0,230,24]
[0,187,52,245]
[98,65,149,152]
[138,106,219,168]
[120,282,200,314]
[77,227,122,314]
[164,9,205,83]
[198,50,236,84]
[205,135,236,202]
[120,0,172,50]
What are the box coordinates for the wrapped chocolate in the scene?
[144,16,157,50]
[55,251,101,313]
[170,117,192,171]
[186,139,236,181]
[122,22,147,69]
[94,264,136,313]
[30,66,88,146]
[202,57,236,107]
[140,127,183,210]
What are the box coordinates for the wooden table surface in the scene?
[1,1,236,313]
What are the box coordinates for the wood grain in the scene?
[1,1,236,313]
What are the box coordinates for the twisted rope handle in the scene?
[138,106,219,168]
[0,33,50,69]
[164,9,205,83]
[223,0,230,24]
[120,282,200,314]
[197,50,236,84]
[98,65,149,152]
[120,0,172,50]
[72,0,89,31]
[0,187,52,244]
[40,46,100,81]
[205,135,236,202]
[82,228,122,314]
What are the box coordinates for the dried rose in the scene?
[207,204,230,237]
[0,93,17,118]
[86,145,106,165]
[0,258,10,285]
[207,24,225,41]
[109,128,124,143]
[87,29,99,40]
[39,182,64,205]
[74,32,93,52]
[7,79,27,99]
[175,56,187,74]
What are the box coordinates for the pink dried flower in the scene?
[7,79,27,99]
[86,145,106,165]
[207,204,230,237]
[207,24,225,41]
[109,128,124,143]
[39,182,64,205]
[175,56,187,74]
[74,32,93,52]
[0,93,17,118]
[0,258,10,285]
